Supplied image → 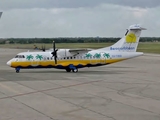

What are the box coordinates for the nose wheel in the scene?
[15,68,20,73]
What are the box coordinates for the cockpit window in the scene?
[15,55,25,58]
[15,55,18,58]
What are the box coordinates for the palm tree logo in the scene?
[94,53,101,58]
[36,54,43,60]
[26,55,34,60]
[85,53,92,58]
[103,53,110,58]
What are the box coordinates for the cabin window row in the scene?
[44,56,100,60]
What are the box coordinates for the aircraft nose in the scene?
[6,61,11,66]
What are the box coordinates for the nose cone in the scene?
[6,61,11,66]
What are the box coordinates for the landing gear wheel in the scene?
[66,68,71,72]
[72,69,78,73]
[15,67,20,73]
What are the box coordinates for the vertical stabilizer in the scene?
[99,24,146,52]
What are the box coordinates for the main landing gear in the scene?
[72,68,78,73]
[66,65,78,73]
[65,68,78,73]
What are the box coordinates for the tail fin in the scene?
[100,24,146,52]
[0,12,2,18]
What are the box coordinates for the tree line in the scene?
[0,37,160,44]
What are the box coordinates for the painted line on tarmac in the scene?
[0,80,103,100]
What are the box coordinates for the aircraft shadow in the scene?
[19,69,129,75]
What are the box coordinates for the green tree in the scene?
[85,53,92,58]
[36,54,43,60]
[94,53,101,58]
[103,53,110,58]
[26,55,34,60]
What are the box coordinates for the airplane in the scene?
[6,24,146,73]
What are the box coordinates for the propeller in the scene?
[51,41,58,64]
[41,45,46,52]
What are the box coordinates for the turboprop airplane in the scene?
[7,24,146,73]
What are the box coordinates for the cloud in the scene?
[0,0,160,10]
[106,0,160,8]
[0,2,160,38]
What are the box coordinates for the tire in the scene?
[66,68,71,72]
[15,67,20,73]
[72,69,78,73]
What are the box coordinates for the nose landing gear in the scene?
[15,67,20,73]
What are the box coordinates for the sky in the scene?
[0,0,160,38]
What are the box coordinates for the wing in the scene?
[69,48,93,53]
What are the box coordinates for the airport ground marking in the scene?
[0,80,103,100]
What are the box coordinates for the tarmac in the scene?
[0,48,160,120]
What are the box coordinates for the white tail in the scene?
[99,24,146,52]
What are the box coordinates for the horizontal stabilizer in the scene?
[129,24,146,30]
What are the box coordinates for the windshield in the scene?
[15,55,25,58]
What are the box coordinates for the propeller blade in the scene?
[54,56,57,64]
[52,41,57,64]
[53,41,56,52]
[44,45,46,52]
[41,45,45,52]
